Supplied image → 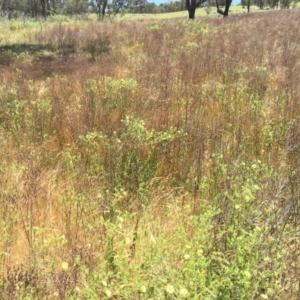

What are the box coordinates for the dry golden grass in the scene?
[1,10,300,298]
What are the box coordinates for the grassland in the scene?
[120,5,262,20]
[0,9,300,299]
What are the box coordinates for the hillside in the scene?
[0,10,300,299]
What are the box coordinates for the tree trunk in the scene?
[102,1,107,20]
[215,0,232,17]
[188,6,196,18]
[186,0,206,19]
[40,0,46,17]
[223,1,230,16]
[31,0,38,18]
[186,0,198,19]
[97,0,108,20]
[97,5,100,20]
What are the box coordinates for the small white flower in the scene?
[184,254,190,260]
[165,284,175,294]
[105,289,112,298]
[179,287,189,297]
[197,249,203,256]
[102,280,108,287]
[235,204,241,210]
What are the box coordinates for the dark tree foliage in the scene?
[0,0,52,17]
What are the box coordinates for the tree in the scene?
[280,0,290,8]
[94,0,107,19]
[40,0,49,17]
[63,0,89,15]
[145,2,158,13]
[252,0,264,9]
[241,0,251,11]
[0,0,22,17]
[90,0,128,20]
[127,0,148,13]
[215,0,232,17]
[186,0,206,19]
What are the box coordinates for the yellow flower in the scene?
[140,285,147,293]
[244,270,251,278]
[62,262,69,271]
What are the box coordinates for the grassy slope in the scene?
[0,9,300,299]
[121,5,261,20]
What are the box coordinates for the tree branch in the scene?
[195,0,207,8]
[215,0,223,14]
[217,8,225,15]
[215,0,231,16]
